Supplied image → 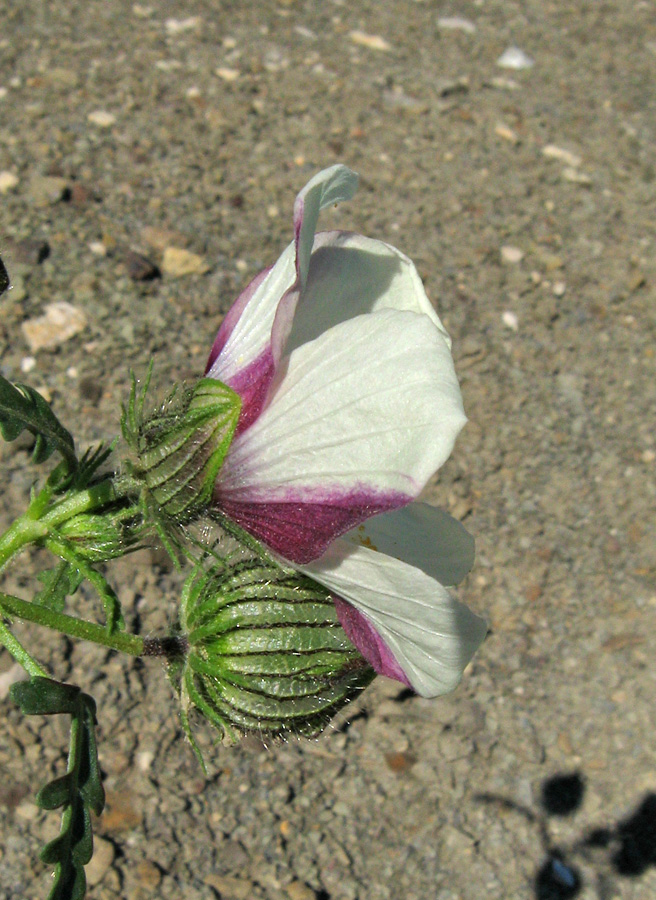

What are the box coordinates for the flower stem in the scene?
[0,591,144,657]
[0,620,48,677]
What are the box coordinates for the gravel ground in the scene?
[1,1,655,899]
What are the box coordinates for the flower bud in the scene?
[178,556,374,743]
[122,376,241,523]
[55,511,139,561]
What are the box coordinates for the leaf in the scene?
[37,774,73,810]
[0,375,77,471]
[10,678,105,900]
[0,255,9,297]
[11,677,81,715]
[34,562,84,613]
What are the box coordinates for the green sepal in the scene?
[0,375,77,472]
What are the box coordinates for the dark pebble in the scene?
[125,250,161,281]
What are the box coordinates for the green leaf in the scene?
[0,375,77,471]
[34,562,84,613]
[0,255,9,297]
[11,677,81,715]
[36,774,73,810]
[10,678,105,900]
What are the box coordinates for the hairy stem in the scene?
[0,591,144,656]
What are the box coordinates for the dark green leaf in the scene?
[11,678,105,900]
[34,562,84,612]
[0,255,9,296]
[37,775,73,810]
[10,677,80,715]
[0,374,77,470]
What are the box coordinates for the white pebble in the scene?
[88,110,116,127]
[497,47,534,70]
[502,310,519,331]
[137,750,155,772]
[0,171,18,193]
[349,31,391,51]
[542,144,582,168]
[501,245,524,264]
[66,366,78,378]
[553,281,566,297]
[165,17,201,34]
[89,241,107,256]
[216,67,240,81]
[437,16,476,34]
[21,356,37,373]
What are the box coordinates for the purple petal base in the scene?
[333,597,411,687]
[217,489,411,564]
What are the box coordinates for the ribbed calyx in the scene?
[178,555,375,745]
[122,375,241,523]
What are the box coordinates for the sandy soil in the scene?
[1,1,655,898]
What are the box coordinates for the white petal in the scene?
[285,231,451,355]
[219,308,466,498]
[344,502,475,586]
[293,166,359,287]
[206,243,296,385]
[301,540,487,697]
[207,165,359,385]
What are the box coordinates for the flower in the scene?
[205,165,486,698]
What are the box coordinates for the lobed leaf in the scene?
[10,678,105,900]
[0,375,77,471]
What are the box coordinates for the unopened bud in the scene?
[122,376,241,522]
[55,511,139,561]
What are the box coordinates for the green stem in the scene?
[0,620,48,677]
[0,478,118,573]
[0,591,144,657]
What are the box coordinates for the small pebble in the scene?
[497,47,534,69]
[7,275,26,302]
[161,246,209,277]
[125,250,160,281]
[562,167,592,185]
[86,837,115,886]
[0,171,19,193]
[22,302,88,352]
[542,144,582,167]
[495,123,519,143]
[501,245,524,264]
[164,16,201,34]
[216,67,240,81]
[349,31,391,51]
[88,110,116,127]
[89,241,107,256]
[437,16,476,34]
[287,881,317,900]
[502,310,519,331]
[20,356,36,373]
[27,174,70,206]
[553,281,566,297]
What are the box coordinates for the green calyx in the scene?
[121,371,241,525]
[177,556,374,749]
